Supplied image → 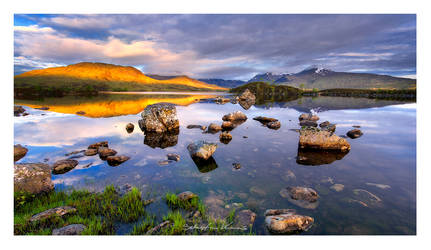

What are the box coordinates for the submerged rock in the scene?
[30,206,76,222]
[88,141,108,150]
[250,186,267,196]
[106,155,130,166]
[234,209,256,228]
[98,147,117,159]
[52,159,78,174]
[14,144,28,162]
[264,209,314,234]
[84,148,98,156]
[351,189,383,208]
[177,191,197,201]
[347,129,363,139]
[52,224,86,235]
[222,111,248,122]
[14,163,54,194]
[187,141,217,160]
[139,103,179,133]
[298,113,319,121]
[330,184,345,192]
[126,123,134,133]
[167,153,180,162]
[207,123,222,133]
[280,186,319,209]
[365,183,391,189]
[299,128,350,152]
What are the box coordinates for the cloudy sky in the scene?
[14,14,416,80]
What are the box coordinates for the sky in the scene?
[14,14,416,80]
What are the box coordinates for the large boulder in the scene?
[222,111,248,121]
[14,144,28,162]
[299,128,350,152]
[238,89,256,110]
[30,206,76,222]
[52,159,79,175]
[139,103,179,133]
[14,163,54,194]
[52,224,86,235]
[264,209,314,234]
[187,141,217,160]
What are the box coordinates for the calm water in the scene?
[14,93,416,235]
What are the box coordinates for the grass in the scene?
[14,186,253,235]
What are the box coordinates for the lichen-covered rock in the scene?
[265,209,314,234]
[52,224,86,235]
[299,113,319,121]
[14,163,54,194]
[139,103,179,133]
[239,89,256,101]
[222,111,248,121]
[88,141,108,149]
[30,206,76,222]
[299,128,350,151]
[347,129,363,139]
[14,144,28,162]
[52,159,78,175]
[187,141,217,160]
[106,155,130,166]
[207,123,222,133]
[177,191,197,201]
[84,148,98,156]
[98,147,117,159]
[126,123,134,133]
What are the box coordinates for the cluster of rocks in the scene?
[14,105,29,117]
[86,141,129,166]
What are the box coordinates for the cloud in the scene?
[14,14,416,80]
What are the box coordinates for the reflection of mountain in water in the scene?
[296,148,349,166]
[191,156,218,173]
[15,93,218,118]
[253,96,414,112]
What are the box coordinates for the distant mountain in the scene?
[248,67,416,90]
[247,72,290,84]
[14,62,227,94]
[198,78,246,88]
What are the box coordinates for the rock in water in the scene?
[253,116,278,123]
[139,103,179,133]
[221,121,235,130]
[298,113,319,121]
[219,131,232,144]
[98,147,117,159]
[299,128,350,152]
[207,123,222,133]
[84,148,98,156]
[167,153,180,162]
[52,159,78,174]
[319,121,336,132]
[347,129,363,139]
[234,209,256,229]
[299,120,318,127]
[222,111,248,121]
[267,121,281,130]
[126,123,134,133]
[177,191,197,201]
[187,141,217,160]
[88,141,108,149]
[14,144,28,162]
[52,224,86,235]
[265,209,314,234]
[106,155,130,166]
[30,206,76,222]
[14,163,54,194]
[14,106,26,116]
[239,89,256,101]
